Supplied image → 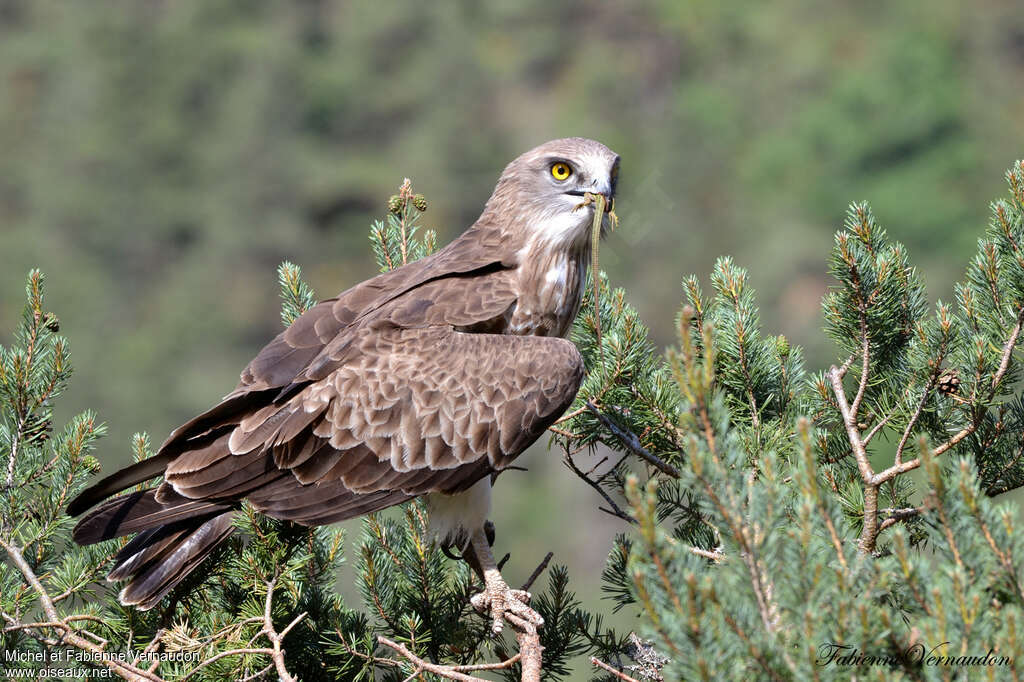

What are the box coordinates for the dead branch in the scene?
[521,552,554,592]
[563,445,637,524]
[378,635,521,681]
[591,656,643,682]
[689,546,725,562]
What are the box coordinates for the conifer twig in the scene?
[850,315,870,418]
[5,412,25,490]
[553,404,589,425]
[585,402,681,478]
[862,388,911,445]
[730,292,761,432]
[877,506,925,532]
[894,382,936,466]
[590,656,643,682]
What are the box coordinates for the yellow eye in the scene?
[550,162,572,181]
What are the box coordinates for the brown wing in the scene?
[66,230,516,518]
[164,326,584,525]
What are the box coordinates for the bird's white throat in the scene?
[527,202,597,250]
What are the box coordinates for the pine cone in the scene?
[775,334,790,358]
[937,370,961,395]
[42,312,60,333]
[387,195,404,215]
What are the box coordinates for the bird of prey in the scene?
[68,137,620,633]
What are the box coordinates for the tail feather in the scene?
[108,523,196,582]
[72,483,238,610]
[116,511,237,610]
[66,454,175,517]
[66,395,264,611]
[72,488,234,545]
[67,416,245,518]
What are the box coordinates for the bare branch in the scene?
[992,307,1024,392]
[546,425,579,438]
[872,428,967,483]
[894,359,946,466]
[590,656,643,682]
[5,411,25,490]
[553,404,589,425]
[877,506,925,533]
[563,446,637,524]
[520,552,554,592]
[835,352,856,379]
[689,546,725,562]
[827,366,874,483]
[863,408,896,445]
[378,635,521,681]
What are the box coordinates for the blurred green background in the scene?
[2,0,1023,675]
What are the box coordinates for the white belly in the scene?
[425,477,492,547]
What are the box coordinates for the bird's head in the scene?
[484,137,620,250]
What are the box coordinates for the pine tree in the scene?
[557,159,1024,680]
[4,163,1024,680]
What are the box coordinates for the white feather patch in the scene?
[425,477,492,545]
[539,210,586,241]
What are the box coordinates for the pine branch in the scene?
[584,402,680,478]
[277,261,317,327]
[562,445,637,524]
[1,538,164,682]
[873,305,1024,485]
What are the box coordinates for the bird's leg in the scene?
[466,526,544,635]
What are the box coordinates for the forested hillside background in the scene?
[2,2,1024,674]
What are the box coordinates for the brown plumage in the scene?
[68,138,620,610]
